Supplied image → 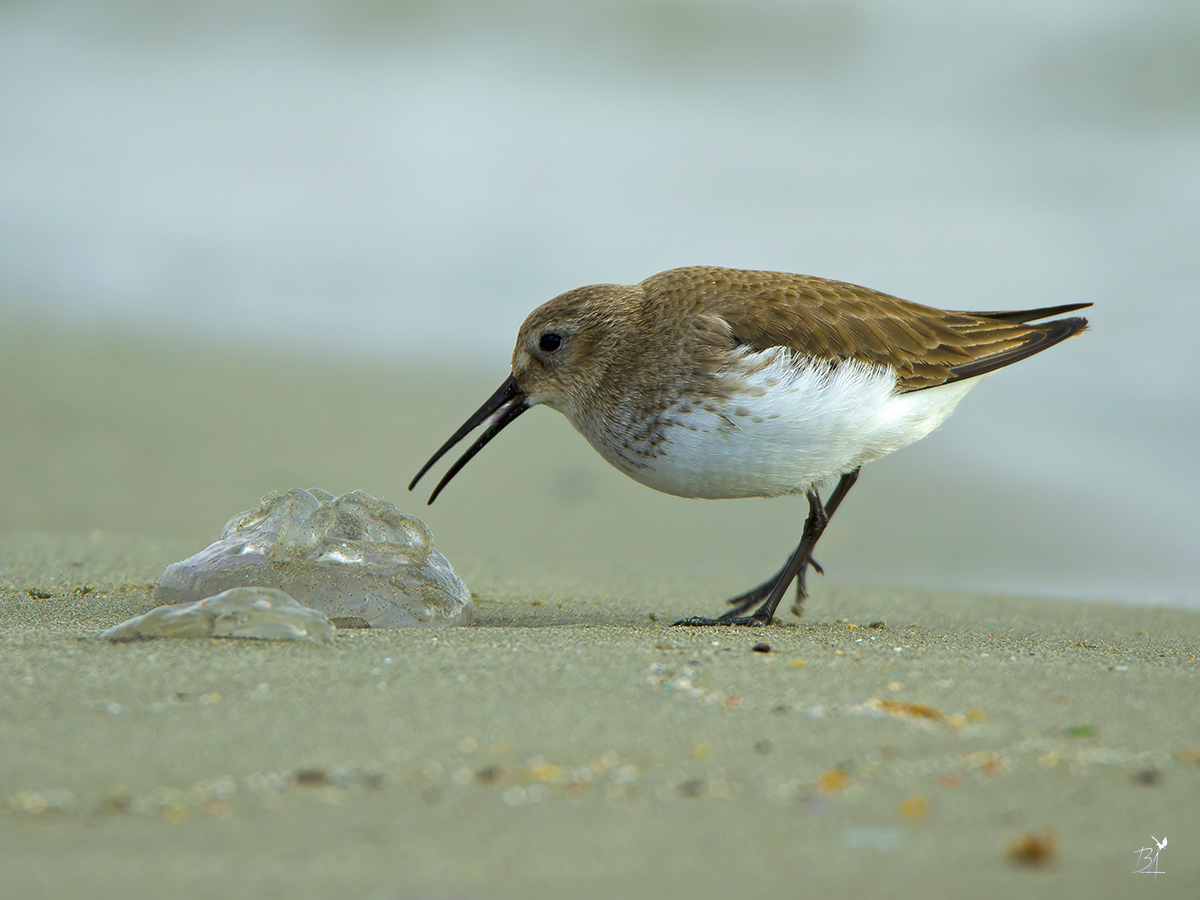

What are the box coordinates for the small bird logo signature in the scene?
[1133,835,1167,880]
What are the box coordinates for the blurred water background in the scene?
[1,0,1197,607]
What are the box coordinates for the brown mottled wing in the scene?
[642,266,1090,392]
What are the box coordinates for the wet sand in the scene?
[2,326,1197,899]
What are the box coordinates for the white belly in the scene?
[588,350,982,500]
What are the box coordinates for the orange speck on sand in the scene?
[164,804,188,825]
[528,762,561,783]
[899,794,929,820]
[939,771,964,789]
[564,782,591,800]
[815,769,851,796]
[979,757,1007,779]
[869,698,944,722]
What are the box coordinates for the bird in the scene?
[410,266,1089,626]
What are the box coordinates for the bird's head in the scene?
[409,283,638,503]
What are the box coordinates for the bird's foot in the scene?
[723,557,821,607]
[671,612,774,627]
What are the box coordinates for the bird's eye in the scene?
[538,332,562,353]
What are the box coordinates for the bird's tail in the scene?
[970,301,1092,323]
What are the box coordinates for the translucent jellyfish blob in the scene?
[100,587,335,644]
[155,489,472,627]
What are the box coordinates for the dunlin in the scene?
[410,266,1089,625]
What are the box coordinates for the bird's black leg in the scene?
[673,467,860,627]
[718,468,860,617]
[740,490,828,624]
[783,466,858,618]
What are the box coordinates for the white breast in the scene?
[600,348,982,500]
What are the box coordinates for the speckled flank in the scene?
[599,350,981,500]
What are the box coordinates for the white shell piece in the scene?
[99,587,335,644]
[154,489,471,627]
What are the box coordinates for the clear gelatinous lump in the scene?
[100,587,335,644]
[155,489,471,627]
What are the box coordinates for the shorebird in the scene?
[410,266,1089,625]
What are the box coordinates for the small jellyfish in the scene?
[154,489,471,627]
[99,587,335,644]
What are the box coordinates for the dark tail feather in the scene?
[971,302,1092,323]
[946,315,1090,383]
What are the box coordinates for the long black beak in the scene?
[409,374,530,505]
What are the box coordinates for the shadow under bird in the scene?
[410,266,1089,626]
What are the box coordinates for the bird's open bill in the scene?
[409,374,530,505]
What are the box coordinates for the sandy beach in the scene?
[2,326,1197,899]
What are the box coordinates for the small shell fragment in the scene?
[98,587,335,644]
[154,488,471,627]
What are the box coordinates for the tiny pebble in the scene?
[677,779,704,798]
[1006,830,1059,866]
[294,769,332,787]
